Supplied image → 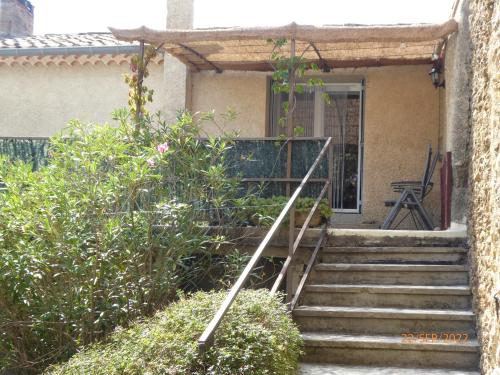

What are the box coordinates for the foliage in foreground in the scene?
[0,111,247,373]
[46,289,303,375]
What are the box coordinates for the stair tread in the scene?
[304,284,471,295]
[314,263,468,271]
[323,247,467,253]
[294,305,475,320]
[299,363,480,374]
[301,332,479,351]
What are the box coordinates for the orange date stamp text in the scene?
[401,332,469,344]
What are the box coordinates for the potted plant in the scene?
[243,196,332,227]
[294,197,332,227]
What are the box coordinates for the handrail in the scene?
[242,177,328,183]
[270,180,330,295]
[198,137,332,351]
[290,224,328,311]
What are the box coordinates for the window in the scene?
[270,82,364,212]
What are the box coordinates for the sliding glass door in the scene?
[270,82,364,212]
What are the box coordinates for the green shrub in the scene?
[244,196,332,227]
[0,112,248,372]
[45,289,302,375]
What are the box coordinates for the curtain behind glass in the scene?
[325,92,360,210]
[270,88,314,137]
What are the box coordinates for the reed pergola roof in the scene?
[109,20,458,72]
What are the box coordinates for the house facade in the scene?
[0,0,498,373]
[0,0,451,228]
[115,0,459,229]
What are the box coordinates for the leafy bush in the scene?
[243,196,332,227]
[0,112,247,373]
[45,289,302,375]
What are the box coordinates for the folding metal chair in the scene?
[381,145,440,230]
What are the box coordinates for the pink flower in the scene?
[147,158,156,167]
[156,142,169,154]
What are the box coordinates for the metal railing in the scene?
[198,137,333,350]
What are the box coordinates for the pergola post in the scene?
[286,38,296,303]
[286,38,296,196]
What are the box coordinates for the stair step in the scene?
[321,246,467,264]
[310,263,469,285]
[314,264,468,272]
[326,230,467,248]
[302,284,472,309]
[294,306,475,320]
[305,284,471,295]
[293,306,475,334]
[299,363,480,375]
[302,332,478,351]
[301,332,479,369]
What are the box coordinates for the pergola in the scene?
[110,19,459,190]
[110,19,459,199]
[109,20,458,72]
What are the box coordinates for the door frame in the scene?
[319,83,364,213]
[268,79,365,213]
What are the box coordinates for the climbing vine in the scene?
[124,42,163,131]
[267,38,329,137]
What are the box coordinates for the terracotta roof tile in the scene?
[0,32,137,50]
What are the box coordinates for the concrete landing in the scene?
[299,363,480,375]
[328,226,467,238]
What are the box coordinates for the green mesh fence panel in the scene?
[226,139,328,198]
[0,138,328,198]
[0,138,50,170]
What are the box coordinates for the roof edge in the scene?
[0,44,140,57]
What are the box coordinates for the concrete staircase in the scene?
[295,230,480,374]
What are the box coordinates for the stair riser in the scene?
[326,236,466,248]
[321,252,466,264]
[310,270,468,286]
[302,347,479,369]
[294,316,475,335]
[302,292,472,309]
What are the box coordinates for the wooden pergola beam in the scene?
[309,42,331,72]
[177,43,222,73]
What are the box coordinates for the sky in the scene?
[30,0,455,35]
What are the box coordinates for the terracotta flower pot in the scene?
[294,211,323,227]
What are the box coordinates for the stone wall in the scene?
[468,0,500,374]
[443,0,473,225]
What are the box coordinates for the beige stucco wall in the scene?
[0,61,166,137]
[190,71,267,137]
[190,65,441,226]
[361,65,441,225]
